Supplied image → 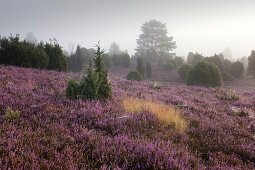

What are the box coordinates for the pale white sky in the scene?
[0,0,254,58]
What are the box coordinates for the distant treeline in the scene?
[176,51,255,87]
[65,43,131,73]
[185,52,247,80]
[0,35,132,73]
[0,35,67,71]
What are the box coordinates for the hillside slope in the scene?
[0,65,255,169]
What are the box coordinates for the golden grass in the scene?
[123,97,187,132]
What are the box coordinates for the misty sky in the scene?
[0,0,255,58]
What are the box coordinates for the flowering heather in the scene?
[0,65,255,169]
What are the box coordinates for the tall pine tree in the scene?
[94,43,112,100]
[66,42,112,101]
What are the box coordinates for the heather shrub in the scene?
[230,61,244,78]
[1,65,255,168]
[146,61,152,77]
[126,70,143,81]
[5,106,20,121]
[186,60,223,87]
[178,64,191,80]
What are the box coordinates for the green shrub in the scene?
[215,91,228,101]
[186,60,223,87]
[230,61,244,78]
[111,52,131,68]
[221,71,234,81]
[178,64,191,80]
[65,78,80,100]
[126,70,143,81]
[152,81,161,89]
[146,61,152,77]
[5,107,20,121]
[122,53,131,68]
[248,50,255,77]
[136,57,145,78]
[66,43,112,101]
[79,60,98,100]
[205,54,225,72]
[223,59,232,73]
[112,54,122,66]
[216,90,240,101]
[94,45,112,100]
[230,92,240,101]
[187,52,204,65]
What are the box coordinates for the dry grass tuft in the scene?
[123,97,187,132]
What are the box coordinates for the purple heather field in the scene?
[0,64,255,169]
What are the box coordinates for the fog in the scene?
[1,0,255,58]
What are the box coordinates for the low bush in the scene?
[230,92,240,101]
[65,78,80,100]
[112,52,131,68]
[186,60,223,87]
[187,52,204,65]
[136,57,145,78]
[5,107,20,121]
[152,81,161,89]
[126,71,143,81]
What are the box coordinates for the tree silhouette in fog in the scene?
[248,50,255,77]
[135,20,176,62]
